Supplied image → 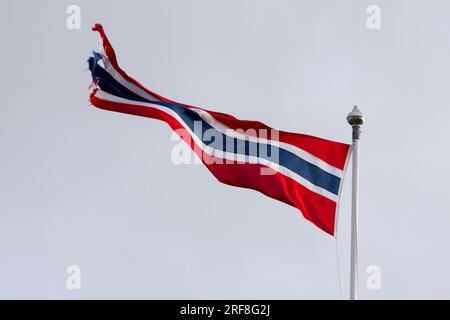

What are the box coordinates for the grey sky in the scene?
[1,0,449,299]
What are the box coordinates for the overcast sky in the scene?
[1,0,450,299]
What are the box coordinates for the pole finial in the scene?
[347,105,365,140]
[347,105,365,127]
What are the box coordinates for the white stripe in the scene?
[93,90,339,202]
[98,55,343,178]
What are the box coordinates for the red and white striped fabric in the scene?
[88,24,351,235]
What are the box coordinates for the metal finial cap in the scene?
[347,105,365,126]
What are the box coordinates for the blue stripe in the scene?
[89,54,341,195]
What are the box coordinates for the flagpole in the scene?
[347,105,365,300]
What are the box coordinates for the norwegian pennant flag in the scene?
[88,24,351,235]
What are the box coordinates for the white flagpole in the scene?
[347,106,365,300]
